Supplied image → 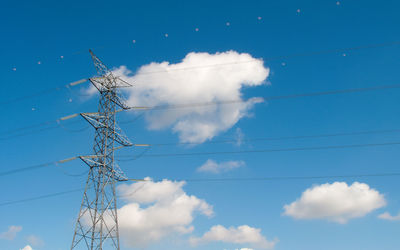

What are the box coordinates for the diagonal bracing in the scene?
[71,50,132,250]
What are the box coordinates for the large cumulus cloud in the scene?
[114,51,269,143]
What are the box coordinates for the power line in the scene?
[109,41,400,76]
[8,79,397,142]
[0,188,84,207]
[0,125,60,141]
[263,40,400,61]
[0,161,56,176]
[119,112,146,124]
[0,79,88,106]
[2,172,400,207]
[0,156,78,177]
[0,113,80,137]
[5,138,400,178]
[4,40,400,107]
[1,120,59,136]
[4,82,399,139]
[126,83,400,111]
[0,121,88,141]
[148,128,400,146]
[117,141,400,160]
[57,122,89,133]
[132,173,400,183]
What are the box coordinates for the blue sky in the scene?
[1,0,400,249]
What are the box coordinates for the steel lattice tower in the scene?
[71,50,132,250]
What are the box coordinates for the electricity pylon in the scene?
[71,50,132,250]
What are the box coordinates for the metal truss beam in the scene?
[71,50,133,250]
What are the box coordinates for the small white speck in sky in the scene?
[195,27,199,32]
[132,40,136,43]
[164,33,169,37]
[257,16,262,20]
[281,62,286,66]
[37,61,41,65]
[60,56,64,59]
[12,67,16,71]
[342,53,347,57]
[226,22,230,26]
[336,1,341,5]
[32,107,36,111]
[68,98,72,102]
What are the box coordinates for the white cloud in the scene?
[0,225,22,240]
[116,178,213,248]
[234,128,245,146]
[27,235,44,247]
[84,84,98,96]
[378,211,400,221]
[197,159,245,174]
[114,51,269,143]
[283,182,386,223]
[189,225,277,249]
[20,246,33,250]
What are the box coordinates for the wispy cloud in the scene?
[27,235,44,247]
[190,225,277,249]
[197,159,245,174]
[20,245,33,250]
[0,225,22,240]
[378,211,400,221]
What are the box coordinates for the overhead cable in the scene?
[126,83,400,111]
[2,82,400,141]
[117,141,400,160]
[2,172,400,207]
[0,79,88,106]
[126,172,400,183]
[0,156,78,177]
[0,188,84,207]
[4,40,400,107]
[147,128,400,147]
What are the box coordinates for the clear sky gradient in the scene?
[1,0,400,249]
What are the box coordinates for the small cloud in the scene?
[20,245,33,250]
[197,159,245,174]
[378,211,400,221]
[234,128,245,146]
[283,182,386,223]
[27,235,44,247]
[0,225,22,240]
[189,225,278,249]
[84,84,98,96]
